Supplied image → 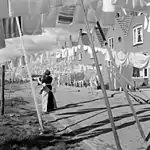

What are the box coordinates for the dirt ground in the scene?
[1,82,150,150]
[0,83,83,150]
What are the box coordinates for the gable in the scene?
[116,14,133,36]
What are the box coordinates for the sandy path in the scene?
[45,86,150,150]
[2,82,150,150]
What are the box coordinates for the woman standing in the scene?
[39,70,57,113]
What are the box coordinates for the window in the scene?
[144,68,148,77]
[133,67,141,78]
[107,61,111,67]
[133,67,148,78]
[79,52,83,61]
[108,37,114,49]
[133,25,143,46]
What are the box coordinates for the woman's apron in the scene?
[41,86,50,112]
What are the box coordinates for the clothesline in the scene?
[56,45,150,69]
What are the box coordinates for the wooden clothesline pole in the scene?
[96,21,146,141]
[80,0,122,149]
[15,17,44,132]
[1,65,5,115]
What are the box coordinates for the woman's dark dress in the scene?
[42,75,55,112]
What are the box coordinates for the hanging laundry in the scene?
[49,0,62,7]
[115,51,128,67]
[0,20,5,49]
[29,0,51,14]
[87,8,96,24]
[147,14,150,32]
[144,15,148,29]
[9,0,51,17]
[21,56,26,66]
[57,5,76,25]
[22,14,42,35]
[31,54,36,62]
[129,52,150,69]
[112,0,150,12]
[42,7,59,28]
[2,16,22,39]
[73,3,89,24]
[11,57,19,67]
[121,65,133,84]
[101,0,116,27]
[62,0,78,6]
[26,55,31,63]
[4,62,9,70]
[0,0,9,18]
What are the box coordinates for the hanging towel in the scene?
[121,65,133,84]
[115,51,128,67]
[57,5,76,25]
[129,52,150,69]
[22,14,42,35]
[73,3,89,24]
[95,0,116,27]
[2,16,22,39]
[112,0,150,12]
[9,0,51,17]
[11,57,19,67]
[21,56,26,66]
[0,0,9,18]
[144,15,148,29]
[42,7,59,28]
[101,0,116,27]
[31,54,36,62]
[147,14,150,32]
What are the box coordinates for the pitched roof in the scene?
[116,13,132,36]
[81,32,90,45]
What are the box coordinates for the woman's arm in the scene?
[37,77,42,85]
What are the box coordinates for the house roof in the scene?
[81,32,90,46]
[115,13,133,36]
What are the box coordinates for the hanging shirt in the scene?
[9,0,50,17]
[22,14,42,35]
[2,16,22,39]
[0,0,9,18]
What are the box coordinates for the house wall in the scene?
[71,44,109,84]
[125,15,150,54]
[106,20,126,89]
[106,20,126,53]
[106,15,150,88]
[125,15,150,87]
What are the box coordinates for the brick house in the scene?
[70,28,110,84]
[106,12,150,88]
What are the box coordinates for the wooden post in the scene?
[97,21,145,140]
[80,0,122,149]
[119,65,122,91]
[15,17,44,131]
[1,65,5,115]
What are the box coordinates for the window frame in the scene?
[133,24,143,46]
[132,67,149,79]
[108,37,114,50]
[78,52,83,61]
